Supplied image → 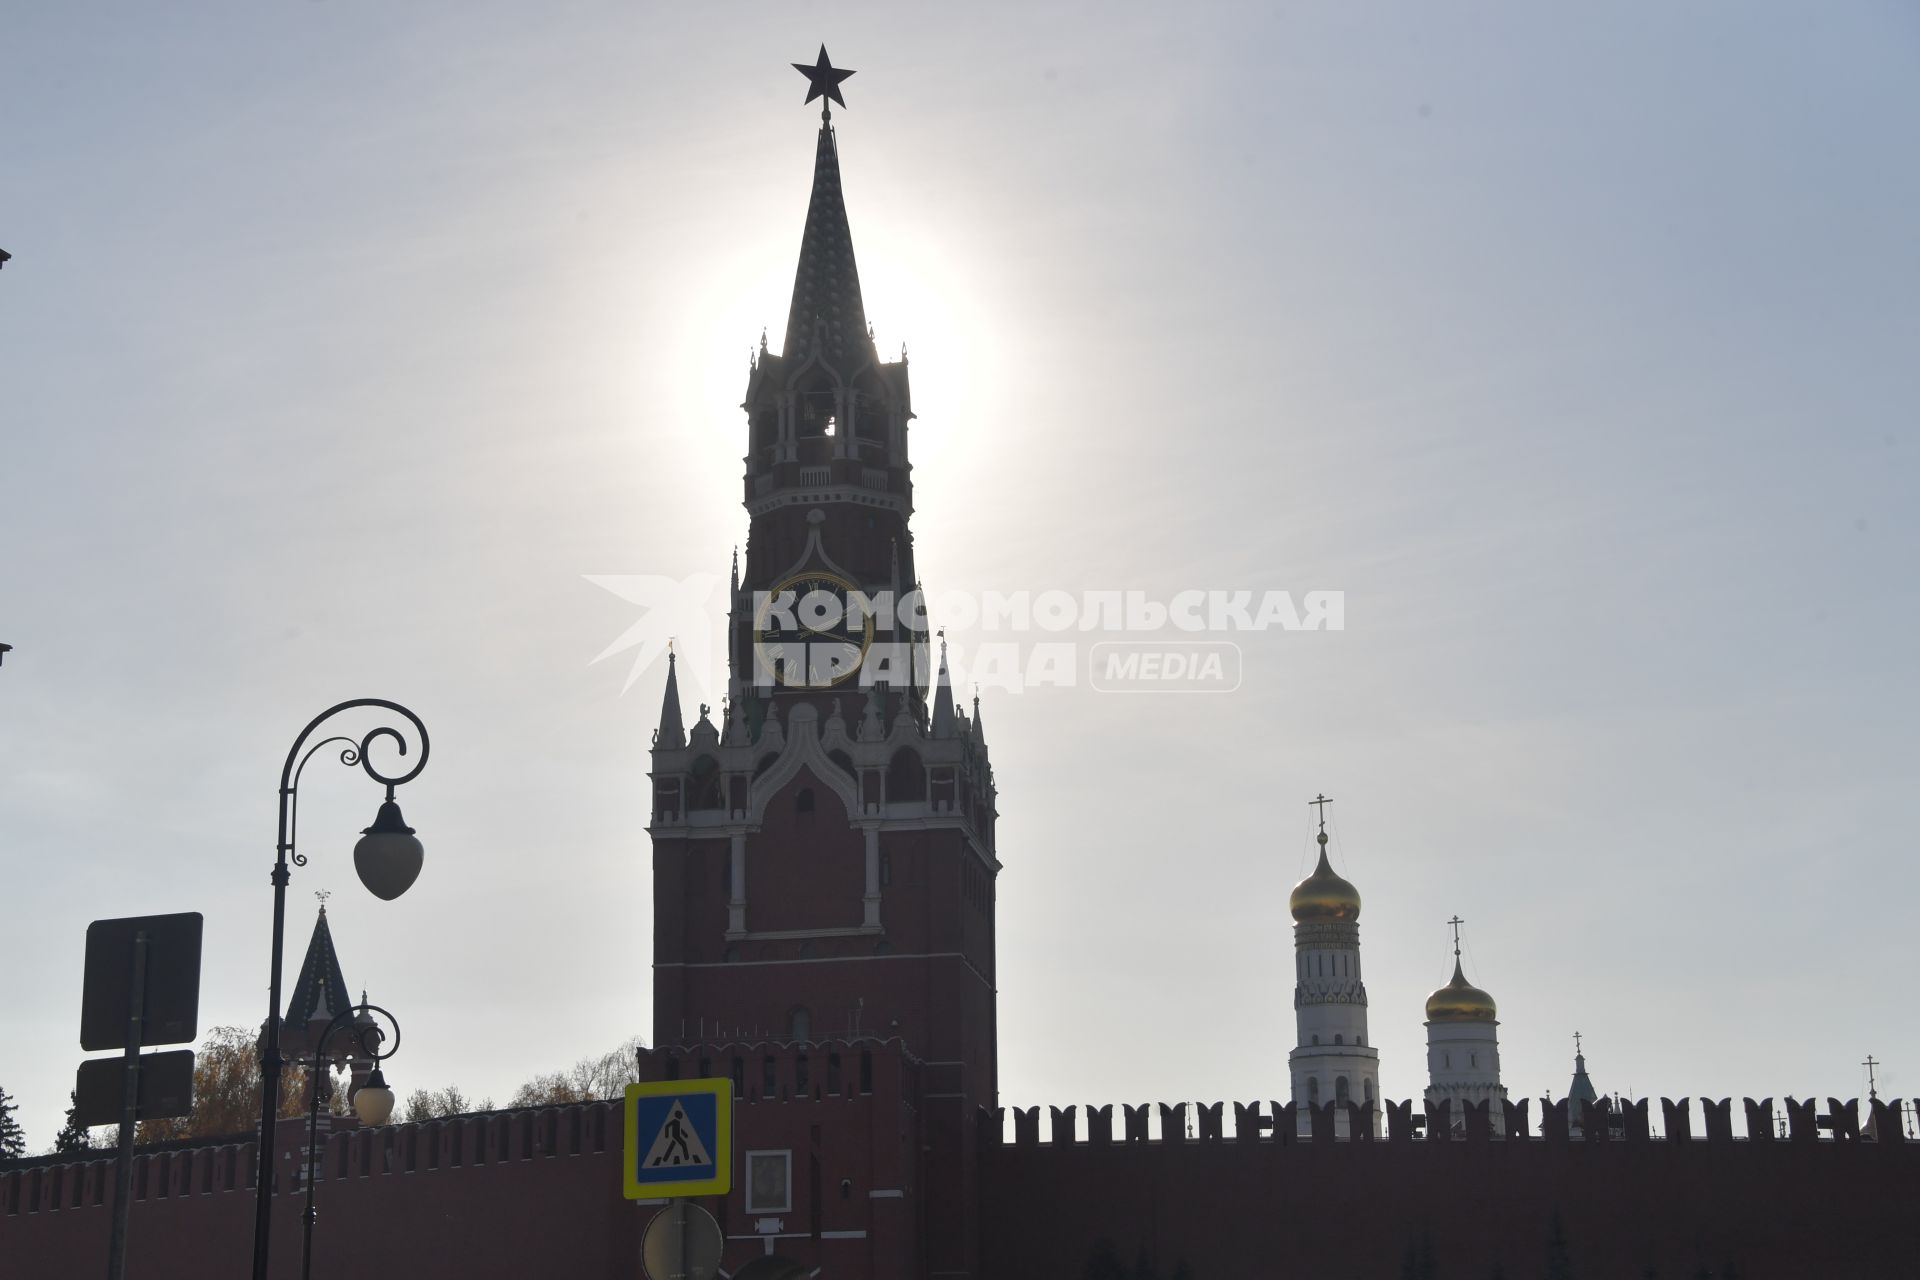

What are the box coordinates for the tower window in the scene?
[1334,1034,1343,1045]
[1336,1077,1350,1106]
[789,1007,812,1041]
[1308,1077,1320,1106]
[1311,1035,1320,1046]
[858,1050,873,1095]
[688,755,724,811]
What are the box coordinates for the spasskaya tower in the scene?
[643,48,999,1279]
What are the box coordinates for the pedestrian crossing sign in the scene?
[623,1078,731,1199]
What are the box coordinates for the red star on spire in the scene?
[792,45,855,113]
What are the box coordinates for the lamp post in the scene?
[251,700,429,1280]
[302,1000,400,1280]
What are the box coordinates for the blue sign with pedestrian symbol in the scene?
[623,1078,731,1199]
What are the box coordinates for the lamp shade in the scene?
[353,1067,395,1126]
[354,800,423,901]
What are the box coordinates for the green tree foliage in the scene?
[53,1091,93,1153]
[0,1085,26,1159]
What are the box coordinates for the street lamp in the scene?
[251,700,429,1280]
[302,1000,401,1280]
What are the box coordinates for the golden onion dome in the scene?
[1425,959,1497,1023]
[1288,834,1361,922]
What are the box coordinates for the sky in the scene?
[2,3,1917,1150]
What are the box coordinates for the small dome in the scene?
[1425,960,1497,1023]
[1289,834,1361,922]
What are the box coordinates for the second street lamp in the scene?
[251,700,429,1280]
[303,1000,401,1280]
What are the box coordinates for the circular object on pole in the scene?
[353,801,424,900]
[353,1066,396,1126]
[641,1202,723,1280]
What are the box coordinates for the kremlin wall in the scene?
[5,1081,1918,1277]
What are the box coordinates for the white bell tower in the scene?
[1287,795,1380,1138]
[1423,916,1507,1137]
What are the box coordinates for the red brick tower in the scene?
[645,53,999,1279]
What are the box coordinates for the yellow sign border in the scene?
[623,1078,732,1200]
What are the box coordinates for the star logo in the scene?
[792,45,855,110]
[583,573,724,701]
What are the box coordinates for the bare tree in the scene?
[511,1036,645,1107]
[401,1086,474,1123]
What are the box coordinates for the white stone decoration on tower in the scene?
[1287,797,1379,1138]
[1423,919,1507,1138]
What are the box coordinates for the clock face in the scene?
[752,569,876,688]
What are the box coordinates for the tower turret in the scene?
[1565,1032,1599,1137]
[1287,795,1379,1137]
[1424,916,1508,1137]
[644,54,997,1277]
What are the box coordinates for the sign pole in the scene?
[105,929,148,1280]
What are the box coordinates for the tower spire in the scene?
[783,49,870,368]
[931,633,957,738]
[656,646,686,749]
[284,903,351,1032]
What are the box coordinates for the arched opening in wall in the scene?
[789,1007,812,1041]
[1311,1035,1320,1046]
[1307,1077,1320,1106]
[762,1055,778,1099]
[859,1049,873,1094]
[887,748,926,802]
[1334,1034,1343,1045]
[796,787,815,815]
[750,409,778,464]
[1364,1078,1376,1106]
[688,755,724,811]
[827,1051,843,1094]
[1335,1077,1351,1106]
[793,372,841,461]
[849,374,889,452]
